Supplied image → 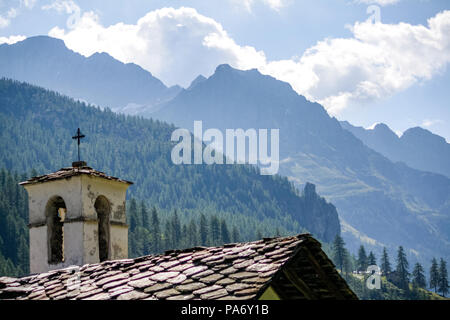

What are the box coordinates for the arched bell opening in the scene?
[95,196,111,262]
[45,196,66,264]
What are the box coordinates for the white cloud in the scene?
[354,0,400,6]
[0,7,19,28]
[421,119,444,128]
[0,16,9,28]
[0,34,26,45]
[47,7,450,116]
[48,7,266,87]
[41,0,81,29]
[231,0,289,12]
[0,0,37,28]
[41,0,79,14]
[260,10,450,114]
[21,0,37,9]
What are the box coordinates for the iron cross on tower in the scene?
[72,128,86,162]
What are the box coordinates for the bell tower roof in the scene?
[19,162,133,186]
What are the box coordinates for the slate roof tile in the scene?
[215,278,235,286]
[233,259,254,269]
[19,165,133,186]
[167,294,195,300]
[169,263,195,272]
[149,272,179,282]
[225,283,252,293]
[128,278,156,289]
[191,270,214,280]
[116,290,149,300]
[175,282,206,293]
[183,265,208,276]
[109,287,134,299]
[102,279,129,290]
[193,284,222,295]
[167,274,187,284]
[200,288,228,300]
[219,266,237,275]
[228,272,259,280]
[198,273,224,284]
[143,283,172,294]
[154,288,180,299]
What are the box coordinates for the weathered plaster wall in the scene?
[110,224,128,260]
[29,222,84,274]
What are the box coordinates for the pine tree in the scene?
[171,210,181,248]
[380,247,392,275]
[395,246,410,291]
[128,198,138,232]
[199,214,208,246]
[429,258,439,293]
[164,221,172,251]
[181,224,188,249]
[357,245,368,272]
[220,219,231,244]
[438,258,449,297]
[274,228,281,237]
[343,249,353,276]
[256,229,262,240]
[368,251,377,266]
[187,219,198,247]
[232,225,240,243]
[150,207,160,254]
[332,234,346,272]
[210,215,221,246]
[412,263,426,288]
[140,201,149,229]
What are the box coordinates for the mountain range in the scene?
[341,121,450,178]
[0,36,449,268]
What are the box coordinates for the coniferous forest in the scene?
[0,169,28,276]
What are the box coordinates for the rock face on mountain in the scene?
[341,121,450,178]
[151,64,450,265]
[0,36,181,111]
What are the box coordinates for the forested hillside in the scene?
[0,169,28,276]
[0,78,341,276]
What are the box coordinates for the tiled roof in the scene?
[0,234,357,300]
[19,164,133,186]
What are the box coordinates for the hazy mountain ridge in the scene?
[0,36,181,112]
[340,121,450,178]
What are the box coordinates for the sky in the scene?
[0,0,449,140]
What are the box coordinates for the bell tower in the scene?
[20,129,133,274]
